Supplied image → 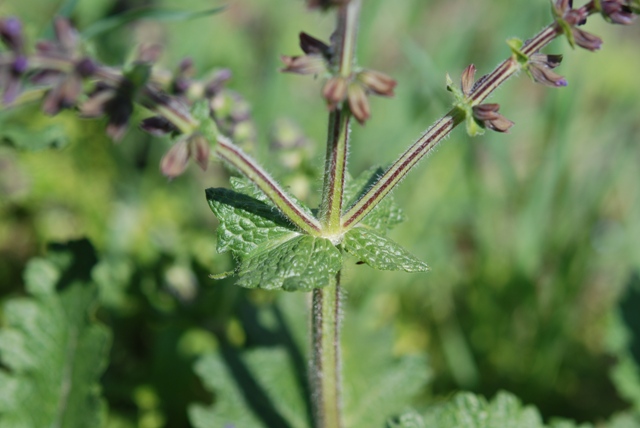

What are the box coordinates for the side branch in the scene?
[341,23,563,228]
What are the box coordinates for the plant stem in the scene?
[319,0,361,234]
[341,23,565,228]
[312,2,361,427]
[311,270,342,428]
[214,136,322,234]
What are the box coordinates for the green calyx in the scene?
[507,38,529,65]
[446,74,484,137]
[191,100,219,148]
[551,1,577,48]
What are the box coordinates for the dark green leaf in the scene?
[0,240,111,428]
[81,6,227,40]
[206,184,297,257]
[342,227,429,272]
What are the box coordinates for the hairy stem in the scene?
[311,271,342,428]
[319,0,361,234]
[341,21,569,228]
[214,136,322,234]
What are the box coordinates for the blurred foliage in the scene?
[1,0,640,426]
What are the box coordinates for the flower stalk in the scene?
[341,11,590,229]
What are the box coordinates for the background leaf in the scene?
[0,240,111,428]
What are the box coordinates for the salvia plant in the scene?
[1,0,639,427]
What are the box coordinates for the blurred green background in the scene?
[1,0,640,426]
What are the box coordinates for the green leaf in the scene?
[206,183,298,257]
[422,391,544,427]
[81,5,227,40]
[0,111,70,151]
[207,178,337,290]
[0,240,111,428]
[344,167,406,233]
[342,296,431,428]
[605,277,640,411]
[189,347,310,428]
[237,235,342,291]
[342,227,429,272]
[387,411,426,428]
[416,391,591,428]
[465,114,485,137]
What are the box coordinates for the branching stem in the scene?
[341,22,567,228]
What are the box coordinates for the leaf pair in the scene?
[206,167,429,292]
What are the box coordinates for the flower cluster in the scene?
[553,0,603,50]
[281,32,396,124]
[448,64,514,136]
[0,16,258,178]
[598,0,636,24]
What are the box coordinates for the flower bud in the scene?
[161,139,190,178]
[322,76,348,109]
[472,103,514,133]
[0,17,23,52]
[281,54,327,75]
[572,27,602,51]
[357,70,397,97]
[347,82,371,124]
[601,1,636,24]
[460,64,476,96]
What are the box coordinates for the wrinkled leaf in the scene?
[342,227,428,272]
[344,167,406,233]
[206,184,296,257]
[0,240,111,428]
[237,235,342,291]
[207,178,338,290]
[417,391,590,428]
[81,6,227,40]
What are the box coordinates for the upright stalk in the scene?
[311,272,342,428]
[318,0,361,234]
[312,1,361,427]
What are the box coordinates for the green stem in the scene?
[320,109,350,234]
[319,0,361,234]
[311,271,342,428]
[214,136,322,235]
